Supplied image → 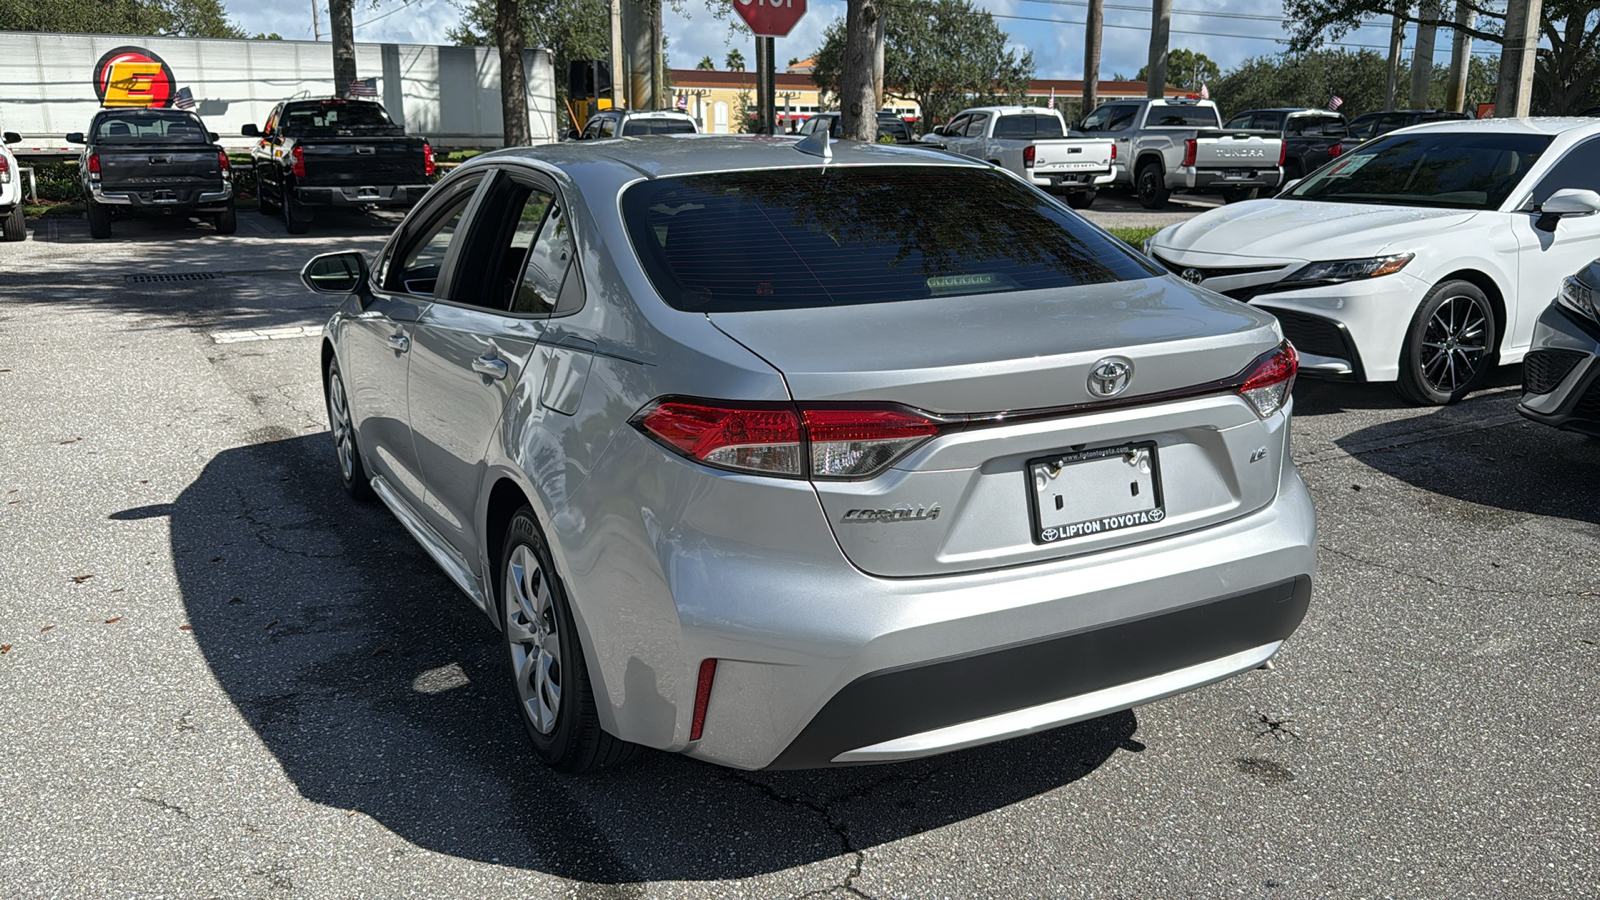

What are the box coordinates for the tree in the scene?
[1136,48,1220,90]
[811,0,1034,129]
[1208,49,1498,119]
[0,0,244,37]
[451,0,609,131]
[838,0,882,141]
[495,0,531,146]
[725,48,745,70]
[1284,0,1600,114]
[697,55,715,70]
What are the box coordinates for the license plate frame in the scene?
[1026,442,1166,545]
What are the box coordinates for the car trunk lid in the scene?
[98,146,222,195]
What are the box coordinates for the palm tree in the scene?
[726,48,745,71]
[696,55,715,70]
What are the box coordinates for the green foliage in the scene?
[1208,49,1499,120]
[696,55,715,70]
[1136,48,1221,90]
[450,0,609,130]
[1107,226,1160,246]
[725,48,745,71]
[811,0,1035,128]
[0,0,244,37]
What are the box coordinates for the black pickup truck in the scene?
[1222,108,1348,185]
[244,98,434,234]
[67,108,235,240]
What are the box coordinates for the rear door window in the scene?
[622,166,1159,312]
[964,113,989,137]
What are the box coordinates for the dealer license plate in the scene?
[1027,443,1165,544]
[1222,169,1250,180]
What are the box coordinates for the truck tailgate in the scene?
[298,140,425,187]
[1194,132,1281,170]
[99,148,222,193]
[1031,139,1114,173]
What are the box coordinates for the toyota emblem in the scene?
[1180,267,1204,284]
[1087,357,1134,398]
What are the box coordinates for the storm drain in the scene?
[125,272,220,284]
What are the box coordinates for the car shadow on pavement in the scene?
[165,433,1138,883]
[1291,366,1524,417]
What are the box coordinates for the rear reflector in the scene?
[1238,342,1298,418]
[690,659,717,742]
[633,399,942,480]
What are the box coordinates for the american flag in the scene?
[676,93,687,110]
[1048,87,1055,109]
[348,77,378,98]
[173,87,196,110]
[1328,92,1344,111]
[1198,83,1210,101]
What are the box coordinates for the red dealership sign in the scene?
[732,0,807,38]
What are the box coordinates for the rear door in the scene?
[407,168,580,557]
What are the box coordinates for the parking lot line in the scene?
[211,324,322,344]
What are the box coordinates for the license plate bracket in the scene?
[1026,442,1165,545]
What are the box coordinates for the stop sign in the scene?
[732,0,807,38]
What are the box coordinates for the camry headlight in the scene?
[1282,253,1414,286]
[1557,275,1597,322]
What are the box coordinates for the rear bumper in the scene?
[1173,167,1283,191]
[90,182,232,209]
[1516,302,1600,435]
[1032,169,1117,190]
[292,184,429,207]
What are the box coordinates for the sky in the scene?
[225,0,1496,82]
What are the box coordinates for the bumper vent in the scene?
[1574,381,1600,420]
[1268,309,1350,362]
[1523,349,1587,396]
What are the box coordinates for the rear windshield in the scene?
[1146,105,1220,128]
[626,117,696,136]
[93,111,209,143]
[623,166,1159,312]
[993,115,1066,139]
[280,100,401,137]
[1288,132,1551,210]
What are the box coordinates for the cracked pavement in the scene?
[3,213,1598,898]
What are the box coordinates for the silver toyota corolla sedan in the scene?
[300,134,1316,772]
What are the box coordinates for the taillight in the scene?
[1278,141,1288,167]
[633,399,942,479]
[1237,343,1298,419]
[1181,139,1197,167]
[1022,145,1036,169]
[87,152,101,176]
[690,659,716,742]
[1329,142,1343,157]
[1110,142,1116,160]
[423,141,436,177]
[217,150,231,178]
[291,145,305,177]
[0,154,8,183]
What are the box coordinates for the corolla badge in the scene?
[1087,357,1134,398]
[1180,267,1204,284]
[841,505,941,523]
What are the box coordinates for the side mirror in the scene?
[65,132,85,145]
[1278,178,1302,196]
[1536,188,1600,233]
[207,131,219,142]
[2,131,19,144]
[567,129,582,140]
[241,124,261,137]
[301,251,370,296]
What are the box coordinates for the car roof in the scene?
[616,110,695,119]
[1233,108,1341,115]
[958,106,1059,115]
[1398,117,1600,137]
[476,134,981,181]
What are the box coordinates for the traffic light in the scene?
[566,60,613,100]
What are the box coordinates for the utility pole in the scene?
[1408,0,1439,108]
[1384,9,1405,110]
[650,0,663,109]
[1445,2,1474,112]
[610,0,623,108]
[312,0,320,41]
[1495,0,1542,117]
[330,0,355,97]
[1083,0,1102,116]
[1147,0,1171,98]
[621,0,651,109]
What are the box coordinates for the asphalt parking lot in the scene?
[2,204,1597,899]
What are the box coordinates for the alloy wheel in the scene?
[327,371,356,482]
[505,545,563,735]
[1420,294,1489,395]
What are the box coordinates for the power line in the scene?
[356,0,425,29]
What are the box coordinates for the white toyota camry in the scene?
[1145,118,1600,404]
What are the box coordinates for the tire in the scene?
[282,181,311,234]
[213,199,237,235]
[255,165,280,214]
[1065,190,1097,210]
[499,506,636,774]
[1283,161,1304,188]
[1136,163,1169,210]
[1222,187,1259,203]
[85,198,112,239]
[1395,279,1498,406]
[2,204,23,242]
[324,358,374,501]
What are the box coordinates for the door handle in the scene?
[472,355,508,380]
[387,333,410,352]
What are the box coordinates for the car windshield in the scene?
[92,111,209,143]
[627,117,696,136]
[1287,132,1552,210]
[1147,105,1219,128]
[623,166,1160,312]
[280,101,401,137]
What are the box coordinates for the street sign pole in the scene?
[731,0,808,135]
[764,36,776,133]
[755,36,771,134]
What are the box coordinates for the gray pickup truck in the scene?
[1078,98,1284,209]
[67,108,235,240]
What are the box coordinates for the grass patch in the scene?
[25,202,83,218]
[1106,226,1161,246]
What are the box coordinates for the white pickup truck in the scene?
[922,106,1115,209]
[1078,97,1285,209]
[1,122,23,241]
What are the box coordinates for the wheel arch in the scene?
[483,476,534,630]
[1135,151,1166,174]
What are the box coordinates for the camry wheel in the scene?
[324,358,373,500]
[1137,163,1169,210]
[499,507,635,773]
[1396,279,1497,406]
